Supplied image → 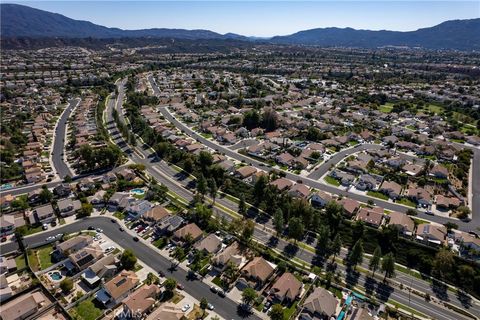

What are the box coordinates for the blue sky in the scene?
[10,1,480,37]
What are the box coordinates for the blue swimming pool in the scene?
[131,188,145,195]
[48,271,63,281]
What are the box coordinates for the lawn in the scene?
[14,254,26,269]
[23,224,45,236]
[211,276,228,289]
[283,301,299,320]
[367,191,389,201]
[187,304,208,320]
[348,140,359,146]
[36,244,55,270]
[426,104,444,115]
[378,103,394,113]
[113,211,126,220]
[70,297,103,320]
[397,198,416,208]
[324,176,340,187]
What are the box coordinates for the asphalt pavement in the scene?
[0,217,260,320]
[52,98,79,179]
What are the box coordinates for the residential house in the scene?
[288,184,310,199]
[0,194,15,210]
[0,215,15,236]
[126,200,154,220]
[213,242,248,271]
[300,287,338,320]
[117,168,136,181]
[88,190,107,207]
[57,199,82,217]
[356,208,384,228]
[270,272,302,304]
[235,166,257,181]
[53,184,72,197]
[387,211,415,236]
[0,291,48,320]
[194,234,223,255]
[28,204,55,225]
[0,256,17,275]
[276,153,294,166]
[435,195,461,210]
[108,192,131,211]
[96,270,140,306]
[146,302,184,320]
[270,178,293,191]
[379,181,402,200]
[310,191,332,208]
[356,174,379,191]
[56,235,93,256]
[122,284,161,318]
[430,164,448,179]
[155,215,184,235]
[143,206,170,225]
[69,243,104,271]
[337,198,360,217]
[416,224,447,246]
[173,223,203,244]
[241,257,276,287]
[407,187,432,207]
[330,170,355,186]
[81,254,118,287]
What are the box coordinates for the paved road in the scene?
[144,75,479,319]
[52,98,79,179]
[468,148,480,227]
[0,217,260,320]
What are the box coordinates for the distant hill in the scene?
[0,3,241,40]
[1,3,479,50]
[270,19,480,50]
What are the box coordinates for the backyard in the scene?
[70,297,103,320]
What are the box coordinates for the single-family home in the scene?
[57,199,82,217]
[270,272,302,304]
[270,178,293,191]
[288,184,310,199]
[213,242,248,271]
[28,204,56,225]
[194,233,223,254]
[0,291,48,320]
[173,223,203,244]
[81,254,118,288]
[96,270,140,306]
[387,211,415,236]
[416,224,447,246]
[300,287,338,320]
[379,181,402,200]
[310,191,332,208]
[241,257,276,287]
[356,208,384,228]
[122,284,161,318]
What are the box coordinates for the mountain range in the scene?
[1,3,479,50]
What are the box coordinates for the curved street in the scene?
[1,216,261,320]
[52,98,79,179]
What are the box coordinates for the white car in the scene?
[207,303,214,310]
[46,236,55,241]
[181,304,191,312]
[96,228,103,233]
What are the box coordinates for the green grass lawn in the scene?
[14,255,26,269]
[113,211,126,220]
[378,103,394,113]
[367,191,389,201]
[23,225,45,236]
[397,198,416,208]
[200,133,213,139]
[70,297,103,320]
[406,125,416,130]
[283,301,299,320]
[324,176,340,187]
[348,140,359,146]
[36,244,54,270]
[426,104,444,114]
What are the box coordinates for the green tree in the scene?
[432,249,455,279]
[241,219,255,243]
[381,252,396,281]
[80,203,93,217]
[60,278,73,293]
[269,304,285,320]
[164,278,177,292]
[273,208,284,236]
[120,249,137,270]
[317,225,331,253]
[40,186,53,203]
[200,297,208,318]
[330,233,342,262]
[238,194,247,216]
[369,246,382,276]
[173,247,185,260]
[348,239,364,269]
[196,174,207,200]
[288,217,304,243]
[208,179,218,205]
[242,287,257,306]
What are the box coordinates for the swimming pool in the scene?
[48,270,64,282]
[131,188,145,196]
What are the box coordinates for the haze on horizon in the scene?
[8,0,480,37]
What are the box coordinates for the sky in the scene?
[10,1,480,37]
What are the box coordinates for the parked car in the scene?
[133,236,139,242]
[210,286,218,293]
[181,304,191,312]
[207,303,214,310]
